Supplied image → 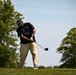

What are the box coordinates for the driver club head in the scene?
[44,48,48,51]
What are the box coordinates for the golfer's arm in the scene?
[32,28,36,36]
[20,34,33,42]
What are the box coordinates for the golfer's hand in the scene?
[30,39,34,42]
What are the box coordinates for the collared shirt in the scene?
[17,22,34,44]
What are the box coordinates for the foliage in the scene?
[57,28,76,68]
[0,0,23,68]
[38,65,46,69]
[53,65,59,68]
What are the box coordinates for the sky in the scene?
[11,0,76,67]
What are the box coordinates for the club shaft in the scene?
[36,43,45,49]
[32,36,45,50]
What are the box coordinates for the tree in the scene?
[0,0,23,68]
[57,28,76,68]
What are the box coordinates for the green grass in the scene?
[0,68,76,75]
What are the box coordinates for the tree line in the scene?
[0,0,76,68]
[0,0,23,68]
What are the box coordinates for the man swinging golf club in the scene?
[16,20,38,69]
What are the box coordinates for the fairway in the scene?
[0,68,76,75]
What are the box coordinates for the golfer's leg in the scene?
[30,42,38,68]
[19,44,29,68]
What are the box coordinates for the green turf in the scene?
[0,68,76,75]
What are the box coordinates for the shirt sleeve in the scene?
[25,22,35,29]
[17,27,22,37]
[30,23,35,29]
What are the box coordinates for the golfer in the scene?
[16,20,38,69]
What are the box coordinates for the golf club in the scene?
[32,36,48,51]
[36,43,48,51]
